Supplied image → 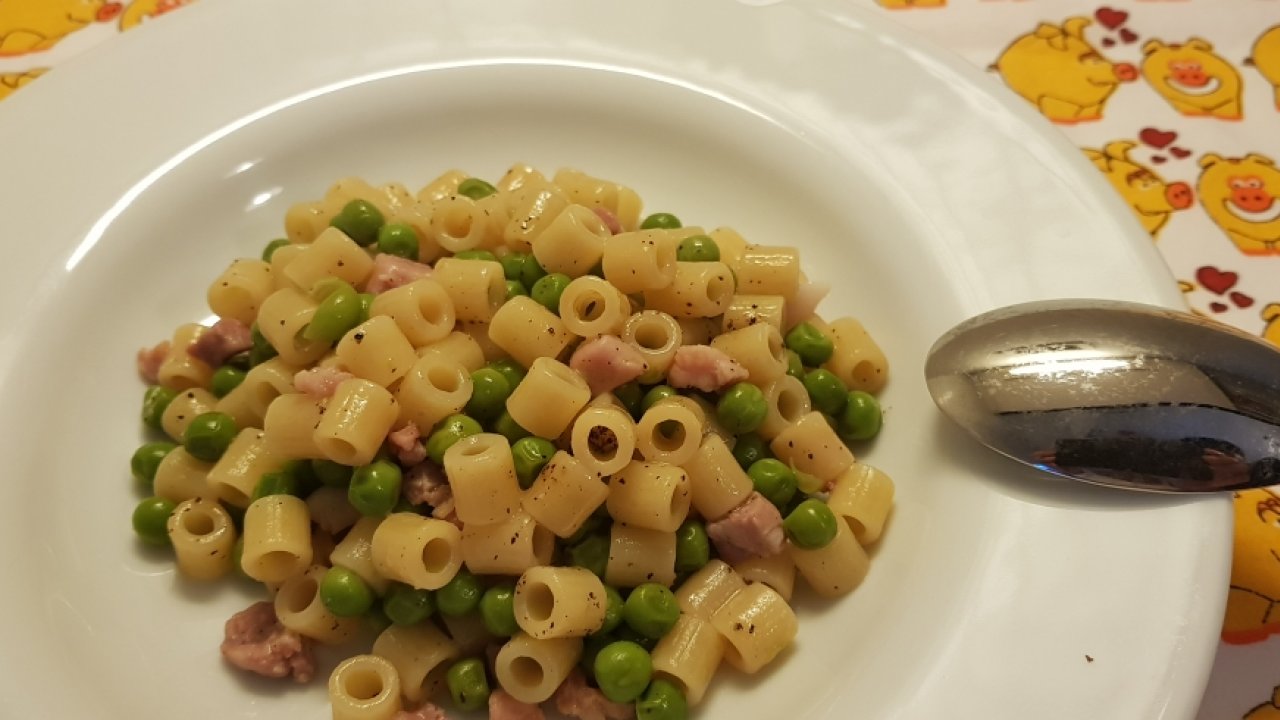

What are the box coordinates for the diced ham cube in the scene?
[403,461,454,518]
[188,318,253,367]
[388,423,427,466]
[666,345,748,392]
[136,340,170,384]
[569,335,648,396]
[293,367,354,400]
[489,690,546,720]
[365,253,432,294]
[706,492,785,565]
[553,669,634,720]
[220,601,315,682]
[393,702,449,720]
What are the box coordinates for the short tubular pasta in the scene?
[284,201,329,244]
[770,411,855,484]
[607,461,691,533]
[569,406,636,477]
[531,204,610,277]
[415,331,484,371]
[335,316,417,388]
[788,513,870,597]
[503,179,570,251]
[622,310,682,383]
[709,581,798,673]
[207,259,274,325]
[328,654,402,720]
[522,451,609,539]
[487,295,574,368]
[369,278,457,348]
[428,193,502,253]
[602,230,677,294]
[166,497,236,581]
[269,242,308,290]
[735,244,800,296]
[505,357,591,439]
[283,226,375,291]
[513,566,608,639]
[256,288,329,366]
[314,379,399,467]
[330,516,391,595]
[396,352,472,432]
[240,494,313,583]
[161,387,217,442]
[496,163,545,194]
[676,559,747,620]
[826,462,895,545]
[370,623,459,703]
[651,613,725,705]
[206,428,283,507]
[216,357,297,429]
[158,324,214,391]
[823,316,889,394]
[642,261,735,319]
[757,375,812,440]
[442,433,522,525]
[635,397,704,467]
[440,609,498,657]
[385,201,444,265]
[261,393,327,460]
[417,168,468,203]
[459,509,555,575]
[722,294,786,333]
[734,552,797,602]
[152,447,213,503]
[607,523,677,588]
[431,257,506,323]
[493,633,582,704]
[708,226,748,271]
[558,276,631,339]
[370,513,463,591]
[710,322,787,386]
[551,167,643,230]
[275,565,361,644]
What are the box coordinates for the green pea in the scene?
[675,234,720,262]
[466,368,511,421]
[505,279,528,299]
[426,414,484,465]
[623,583,679,640]
[839,390,882,441]
[569,533,610,578]
[581,632,616,680]
[486,358,526,390]
[785,348,805,379]
[640,212,681,230]
[519,256,549,290]
[364,602,393,636]
[311,458,353,488]
[784,498,839,549]
[614,624,658,651]
[479,583,519,637]
[531,272,572,314]
[348,460,402,517]
[252,470,299,500]
[674,520,710,576]
[383,582,436,625]
[132,496,176,546]
[356,292,374,325]
[500,251,531,281]
[249,323,277,366]
[454,249,498,262]
[210,366,246,398]
[223,351,252,372]
[303,280,360,343]
[393,496,419,514]
[785,322,834,367]
[600,585,625,635]
[446,657,491,711]
[141,385,178,430]
[457,178,497,200]
[592,640,653,703]
[183,412,238,462]
[376,223,419,260]
[640,385,677,413]
[715,382,767,435]
[637,678,689,720]
[803,369,847,416]
[613,381,643,417]
[437,569,483,617]
[131,441,176,488]
[748,458,798,508]
[511,436,556,489]
[492,409,531,444]
[261,238,290,262]
[320,565,375,617]
[330,198,384,246]
[731,433,768,470]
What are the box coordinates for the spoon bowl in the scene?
[925,299,1280,492]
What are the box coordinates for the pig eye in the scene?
[1229,178,1246,189]
[1247,178,1264,189]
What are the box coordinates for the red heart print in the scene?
[1170,147,1191,159]
[1095,7,1128,30]
[1196,266,1238,295]
[1151,155,1167,164]
[1139,128,1178,149]
[1210,302,1229,313]
[1120,28,1138,44]
[1231,291,1255,309]
[1101,37,1116,48]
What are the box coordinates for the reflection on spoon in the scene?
[925,299,1280,493]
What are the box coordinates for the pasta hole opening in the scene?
[655,671,690,699]
[574,293,606,322]
[510,656,545,688]
[180,509,216,536]
[322,438,360,465]
[417,296,448,326]
[634,322,670,351]
[421,538,454,573]
[532,524,556,564]
[767,329,785,364]
[655,237,677,274]
[705,273,732,305]
[587,425,619,462]
[342,667,387,701]
[251,384,281,410]
[668,488,686,517]
[653,420,686,451]
[256,551,301,580]
[778,388,807,424]
[457,436,495,458]
[524,582,556,622]
[442,208,473,240]
[279,576,318,614]
[427,366,463,393]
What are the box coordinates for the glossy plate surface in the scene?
[0,1,1230,717]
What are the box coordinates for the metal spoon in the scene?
[925,299,1280,493]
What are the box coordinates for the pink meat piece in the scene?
[388,423,427,466]
[592,207,622,235]
[393,702,449,720]
[666,345,748,392]
[569,335,648,396]
[783,280,831,331]
[489,690,546,720]
[403,461,455,518]
[293,367,354,399]
[188,318,253,367]
[136,340,169,384]
[706,492,786,565]
[365,253,432,294]
[553,669,634,720]
[220,601,315,682]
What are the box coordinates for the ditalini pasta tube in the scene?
[756,375,811,441]
[216,357,297,430]
[370,622,459,703]
[314,379,399,467]
[635,397,704,467]
[152,447,213,503]
[721,294,786,333]
[710,322,787,386]
[503,180,570,251]
[522,451,609,539]
[396,352,472,432]
[552,167,643,230]
[166,497,236,581]
[823,316,889,394]
[734,245,800,297]
[733,552,797,602]
[770,411,855,484]
[240,495,313,583]
[622,310,682,384]
[335,316,417,388]
[676,560,747,621]
[505,357,591,439]
[158,323,214,391]
[431,257,506,323]
[709,581,798,673]
[428,194,503,253]
[558,276,631,339]
[487,296,574,368]
[415,331,485,372]
[284,200,327,244]
[602,230,677,294]
[826,462,896,545]
[532,204,610,277]
[207,258,274,326]
[328,655,402,720]
[369,278,457,348]
[789,511,870,598]
[513,566,608,639]
[642,261,735,319]
[256,288,329,366]
[161,388,217,442]
[460,510,555,576]
[206,428,284,508]
[494,633,582,704]
[282,226,374,291]
[651,613,726,705]
[370,513,463,590]
[607,461,691,533]
[442,433,522,525]
[262,393,327,460]
[569,406,636,477]
[607,523,677,588]
[683,435,754,521]
[275,565,361,644]
[329,516,391,595]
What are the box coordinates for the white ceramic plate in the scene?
[0,1,1231,718]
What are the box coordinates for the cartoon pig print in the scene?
[1249,26,1280,111]
[1141,39,1244,120]
[0,0,123,55]
[1198,153,1280,255]
[1084,140,1193,238]
[1224,488,1280,645]
[995,17,1138,124]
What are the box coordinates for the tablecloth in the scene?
[1,1,1277,717]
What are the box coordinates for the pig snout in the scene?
[97,2,124,22]
[1165,182,1193,210]
[1113,63,1138,82]
[1232,186,1275,213]
[1171,65,1209,88]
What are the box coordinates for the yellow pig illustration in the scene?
[0,0,123,55]
[995,17,1138,124]
[1141,39,1244,120]
[1247,26,1280,111]
[1198,153,1280,255]
[0,67,45,101]
[1224,489,1280,645]
[1084,141,1193,238]
[119,0,192,31]
[1247,687,1280,720]
[1263,304,1280,347]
